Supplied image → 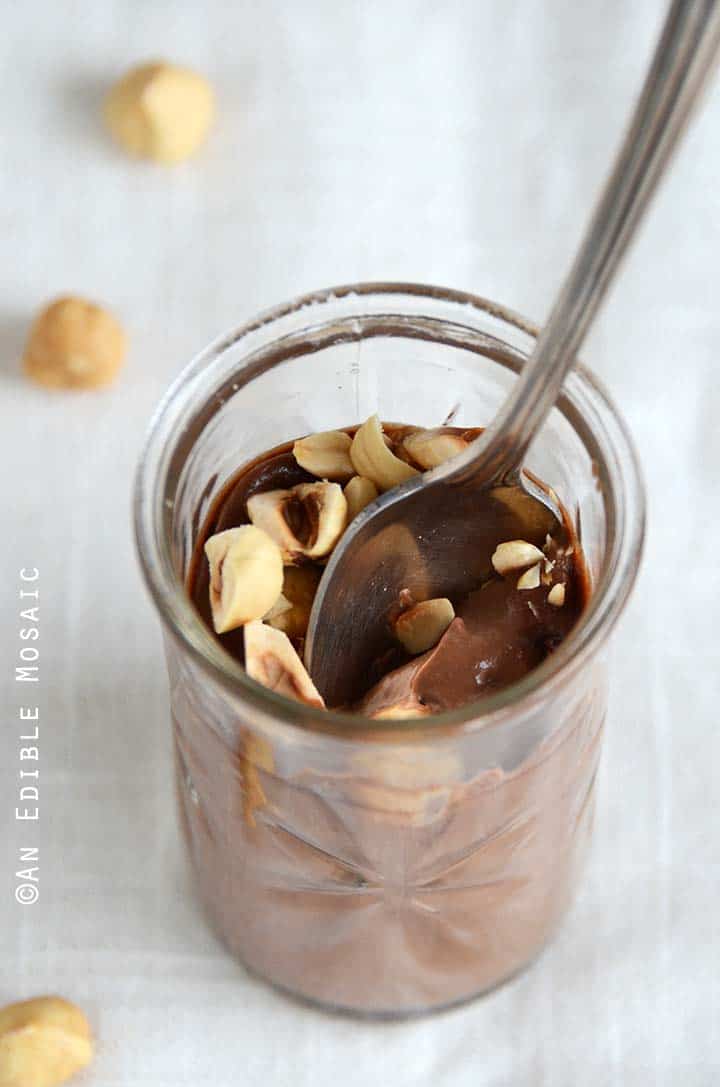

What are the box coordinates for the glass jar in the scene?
[134,283,644,1017]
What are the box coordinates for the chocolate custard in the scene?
[174,420,599,1014]
[188,424,588,712]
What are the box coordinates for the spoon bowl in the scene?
[307,456,559,707]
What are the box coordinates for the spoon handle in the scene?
[454,0,720,484]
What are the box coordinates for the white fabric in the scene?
[1,1,718,1082]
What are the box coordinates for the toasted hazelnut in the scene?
[547,583,566,607]
[350,414,419,492]
[244,621,325,707]
[247,481,347,562]
[23,297,126,390]
[516,563,541,590]
[0,996,93,1087]
[402,429,469,469]
[293,430,354,481]
[344,475,379,520]
[491,540,544,576]
[394,598,455,655]
[104,61,214,163]
[205,525,284,633]
[265,565,321,639]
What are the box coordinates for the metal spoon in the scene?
[306,0,720,707]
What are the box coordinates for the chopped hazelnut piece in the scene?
[205,525,284,632]
[516,563,541,590]
[265,566,321,639]
[244,621,324,707]
[394,598,455,655]
[402,429,469,469]
[350,414,418,491]
[547,583,566,607]
[293,430,354,481]
[491,540,545,576]
[247,481,347,562]
[344,475,379,520]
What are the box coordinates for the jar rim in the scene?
[133,281,645,739]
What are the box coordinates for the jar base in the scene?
[234,938,556,1020]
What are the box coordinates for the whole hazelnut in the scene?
[0,995,93,1087]
[23,296,126,390]
[104,61,215,163]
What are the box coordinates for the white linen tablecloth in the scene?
[1,1,718,1083]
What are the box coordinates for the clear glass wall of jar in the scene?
[134,284,645,1016]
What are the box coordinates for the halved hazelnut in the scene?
[244,621,325,707]
[350,414,419,491]
[547,583,566,607]
[293,429,354,481]
[491,540,544,576]
[344,475,379,520]
[394,598,455,655]
[247,481,347,562]
[402,428,468,469]
[516,563,541,590]
[264,565,321,639]
[205,525,284,633]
